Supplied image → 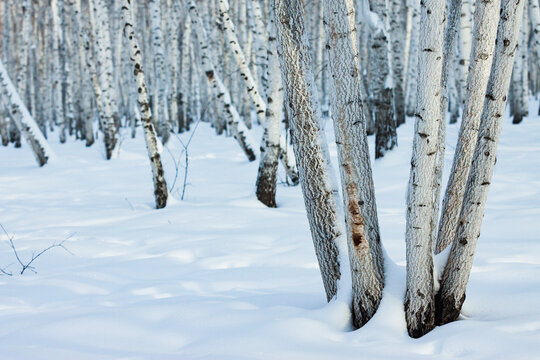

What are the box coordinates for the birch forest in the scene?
[1,0,539,356]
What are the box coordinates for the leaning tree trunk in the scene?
[458,0,473,111]
[435,0,525,325]
[0,58,54,166]
[370,0,397,159]
[323,0,384,327]
[187,0,257,162]
[404,0,446,339]
[121,0,168,209]
[436,0,502,254]
[274,0,345,301]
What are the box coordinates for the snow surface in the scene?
[0,99,539,359]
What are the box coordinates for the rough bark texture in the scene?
[437,0,502,254]
[405,0,420,117]
[436,0,524,325]
[122,0,168,209]
[390,0,406,126]
[404,0,446,339]
[323,0,384,327]
[274,0,344,301]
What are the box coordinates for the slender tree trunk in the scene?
[51,0,66,143]
[458,0,473,111]
[436,0,525,325]
[255,5,282,208]
[390,0,406,126]
[122,0,168,209]
[370,0,397,159]
[405,0,420,117]
[437,0,502,254]
[274,0,345,301]
[88,0,119,159]
[404,0,446,339]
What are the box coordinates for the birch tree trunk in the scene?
[458,0,473,110]
[122,0,168,209]
[148,0,170,142]
[370,0,397,159]
[187,0,257,162]
[323,0,384,327]
[436,0,525,325]
[530,0,540,65]
[511,8,529,124]
[437,0,502,254]
[0,58,54,166]
[274,0,344,301]
[255,4,282,208]
[88,0,119,159]
[405,0,420,117]
[51,0,66,143]
[390,0,406,126]
[404,0,446,338]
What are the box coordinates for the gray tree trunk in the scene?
[274,0,345,301]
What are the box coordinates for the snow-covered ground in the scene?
[1,101,539,359]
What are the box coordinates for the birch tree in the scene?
[436,0,525,324]
[187,0,257,162]
[274,0,344,301]
[323,0,384,327]
[88,0,119,159]
[404,0,446,338]
[121,0,168,209]
[437,0,502,254]
[0,58,54,166]
[369,0,397,159]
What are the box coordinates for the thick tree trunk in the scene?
[404,0,446,339]
[323,0,384,327]
[121,0,168,209]
[437,0,502,254]
[274,0,344,301]
[436,0,525,325]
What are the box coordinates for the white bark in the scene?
[405,0,446,338]
[149,0,170,142]
[530,0,540,66]
[187,0,257,162]
[274,0,345,301]
[436,0,525,324]
[122,0,168,209]
[437,0,502,254]
[88,0,119,159]
[51,0,66,143]
[0,58,54,166]
[458,0,473,109]
[405,0,420,117]
[255,4,282,208]
[324,0,384,327]
[370,0,397,159]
